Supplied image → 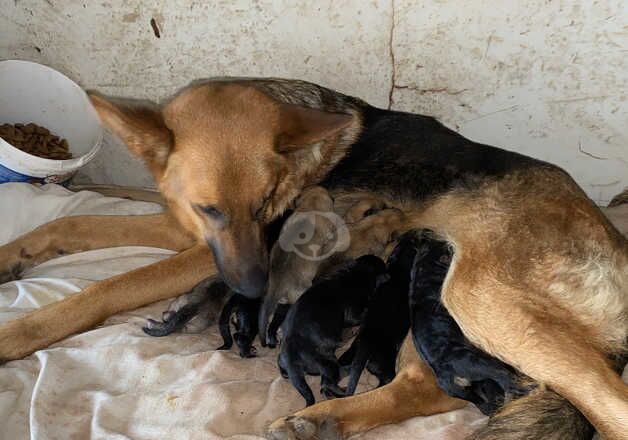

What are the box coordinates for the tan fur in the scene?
[404,168,628,438]
[0,243,213,360]
[267,336,467,439]
[0,79,626,439]
[0,212,193,284]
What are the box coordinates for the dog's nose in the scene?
[236,264,267,298]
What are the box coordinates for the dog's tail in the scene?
[217,294,238,350]
[468,387,594,440]
[345,335,371,396]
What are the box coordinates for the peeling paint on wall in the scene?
[1,0,626,204]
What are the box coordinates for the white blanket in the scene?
[0,183,624,440]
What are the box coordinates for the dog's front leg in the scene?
[0,212,195,282]
[0,244,215,361]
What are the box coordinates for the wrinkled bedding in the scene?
[0,183,625,440]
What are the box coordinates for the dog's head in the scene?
[89,81,356,297]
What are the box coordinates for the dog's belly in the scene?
[319,103,627,355]
[405,167,627,355]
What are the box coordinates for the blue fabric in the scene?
[0,163,35,183]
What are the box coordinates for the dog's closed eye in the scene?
[194,204,228,225]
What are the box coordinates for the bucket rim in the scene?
[0,60,104,178]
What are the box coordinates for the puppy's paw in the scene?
[142,318,173,337]
[321,384,347,399]
[267,415,342,440]
[239,345,257,358]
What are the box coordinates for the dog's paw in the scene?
[0,262,23,284]
[266,415,342,440]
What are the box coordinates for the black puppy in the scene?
[278,255,387,406]
[143,211,291,340]
[217,293,262,358]
[341,233,415,395]
[410,230,528,416]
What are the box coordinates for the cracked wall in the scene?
[1,0,626,204]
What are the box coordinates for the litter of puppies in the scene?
[143,186,529,413]
[0,122,72,160]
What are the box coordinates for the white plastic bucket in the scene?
[0,60,103,184]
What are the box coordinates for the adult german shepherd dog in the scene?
[0,79,626,439]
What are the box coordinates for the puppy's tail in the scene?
[468,387,593,440]
[345,335,370,396]
[217,293,238,350]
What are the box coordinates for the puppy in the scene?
[409,230,528,416]
[259,186,338,346]
[341,232,415,396]
[278,255,387,406]
[260,187,405,346]
[144,209,292,340]
[217,293,261,358]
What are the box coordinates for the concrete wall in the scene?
[1,0,626,204]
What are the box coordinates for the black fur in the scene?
[409,230,529,416]
[266,303,290,348]
[218,293,261,358]
[342,233,415,396]
[278,255,387,406]
[322,106,555,201]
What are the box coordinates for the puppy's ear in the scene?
[276,103,354,152]
[89,93,173,173]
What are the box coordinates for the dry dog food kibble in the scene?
[0,122,72,160]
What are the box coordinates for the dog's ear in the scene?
[89,93,173,172]
[276,104,354,152]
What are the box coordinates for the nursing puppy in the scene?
[259,186,338,346]
[278,255,387,406]
[341,232,415,396]
[260,189,404,345]
[217,293,261,358]
[410,230,528,416]
[145,209,292,340]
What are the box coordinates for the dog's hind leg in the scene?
[267,336,467,439]
[0,212,194,282]
[442,255,627,439]
[0,244,215,361]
